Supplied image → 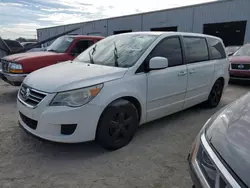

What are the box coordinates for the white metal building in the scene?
[37,0,250,47]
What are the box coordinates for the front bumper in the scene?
[17,93,103,143]
[0,70,28,86]
[229,69,250,81]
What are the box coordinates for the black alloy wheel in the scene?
[206,80,223,108]
[96,99,139,150]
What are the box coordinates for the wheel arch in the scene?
[211,76,225,92]
[95,96,142,139]
[217,77,225,87]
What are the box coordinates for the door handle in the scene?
[189,69,196,74]
[178,71,187,76]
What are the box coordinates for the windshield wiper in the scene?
[113,42,119,67]
[88,44,97,64]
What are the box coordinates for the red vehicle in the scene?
[229,44,250,80]
[0,35,104,86]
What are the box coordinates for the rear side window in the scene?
[147,37,183,67]
[207,38,226,59]
[184,37,209,64]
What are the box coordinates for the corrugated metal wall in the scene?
[192,0,250,43]
[107,15,142,35]
[142,7,194,32]
[37,0,250,43]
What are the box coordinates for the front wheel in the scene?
[205,80,223,108]
[96,99,139,150]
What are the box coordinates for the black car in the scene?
[188,92,250,188]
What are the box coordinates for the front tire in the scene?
[205,79,223,108]
[96,99,139,150]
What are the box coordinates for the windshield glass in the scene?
[47,36,74,53]
[76,34,158,68]
[233,44,250,56]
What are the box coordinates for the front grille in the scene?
[19,112,38,130]
[231,63,250,70]
[1,59,9,72]
[19,84,47,107]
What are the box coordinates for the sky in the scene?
[0,0,217,39]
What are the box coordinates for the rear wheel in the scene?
[96,99,139,150]
[205,80,223,108]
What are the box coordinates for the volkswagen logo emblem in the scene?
[22,88,30,101]
[238,64,244,69]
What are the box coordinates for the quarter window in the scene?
[147,37,183,67]
[184,37,209,64]
[207,38,226,59]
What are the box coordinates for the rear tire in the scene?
[96,99,139,150]
[204,80,223,108]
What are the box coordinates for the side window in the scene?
[207,38,226,59]
[71,40,94,55]
[184,37,209,64]
[147,37,183,67]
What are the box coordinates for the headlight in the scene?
[193,137,218,187]
[189,118,231,188]
[50,84,103,107]
[8,62,23,73]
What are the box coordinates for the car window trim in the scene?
[135,35,184,74]
[183,36,210,64]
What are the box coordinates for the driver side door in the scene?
[146,36,188,122]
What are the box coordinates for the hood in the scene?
[229,56,250,64]
[206,92,250,187]
[23,61,128,93]
[3,51,61,62]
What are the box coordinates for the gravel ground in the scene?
[0,80,249,188]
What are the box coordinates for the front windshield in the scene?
[233,44,250,56]
[47,36,74,53]
[76,34,158,68]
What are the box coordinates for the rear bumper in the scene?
[0,70,28,86]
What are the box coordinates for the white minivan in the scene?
[17,32,229,150]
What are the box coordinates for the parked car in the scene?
[188,91,250,188]
[17,32,229,150]
[225,45,241,56]
[0,35,104,86]
[21,42,37,47]
[20,42,47,52]
[229,44,250,80]
[3,39,24,52]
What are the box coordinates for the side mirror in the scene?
[149,57,169,70]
